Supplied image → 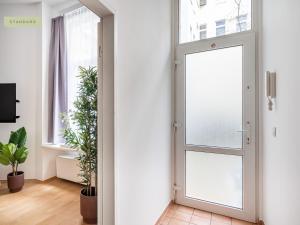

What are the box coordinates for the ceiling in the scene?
[0,0,74,6]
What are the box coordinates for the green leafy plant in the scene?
[62,66,97,196]
[0,127,29,176]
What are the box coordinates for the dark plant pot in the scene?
[7,171,24,193]
[80,187,97,224]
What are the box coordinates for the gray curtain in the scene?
[48,16,68,144]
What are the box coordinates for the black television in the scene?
[0,83,16,123]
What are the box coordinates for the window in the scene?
[216,19,225,36]
[199,24,207,39]
[200,0,207,6]
[65,7,99,121]
[49,6,99,144]
[236,14,248,32]
[179,0,252,43]
[215,0,226,5]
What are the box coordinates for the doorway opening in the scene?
[43,0,115,224]
[174,0,257,222]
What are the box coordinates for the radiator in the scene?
[56,154,81,183]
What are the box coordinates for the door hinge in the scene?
[172,185,181,201]
[172,121,182,129]
[98,46,102,58]
[173,185,181,191]
[174,60,181,65]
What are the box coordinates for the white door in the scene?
[175,32,256,222]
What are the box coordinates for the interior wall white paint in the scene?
[38,0,81,181]
[33,0,62,181]
[35,1,45,181]
[37,0,61,181]
[0,3,40,180]
[101,0,173,224]
[0,0,74,6]
[257,0,263,220]
[0,1,76,181]
[1,3,172,225]
[262,0,300,224]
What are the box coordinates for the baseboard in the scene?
[258,220,265,225]
[1,177,56,183]
[155,201,173,225]
[42,176,57,183]
[0,178,36,182]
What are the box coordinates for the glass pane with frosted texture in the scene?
[186,46,243,148]
[180,0,252,43]
[186,151,243,208]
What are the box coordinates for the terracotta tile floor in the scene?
[157,203,257,225]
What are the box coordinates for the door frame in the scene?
[80,1,116,225]
[174,31,256,222]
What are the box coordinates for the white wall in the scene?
[37,0,79,181]
[262,0,300,224]
[101,0,173,225]
[0,1,79,181]
[0,2,173,225]
[0,3,41,179]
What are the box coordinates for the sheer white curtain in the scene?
[65,6,100,114]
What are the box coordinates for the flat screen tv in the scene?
[0,83,16,123]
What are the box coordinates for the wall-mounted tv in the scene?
[0,83,16,123]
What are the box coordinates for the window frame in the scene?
[176,0,258,45]
[49,6,100,145]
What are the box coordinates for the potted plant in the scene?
[62,66,98,224]
[0,127,29,193]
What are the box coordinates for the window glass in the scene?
[64,7,99,134]
[65,7,99,113]
[186,46,243,149]
[199,24,207,39]
[236,14,248,32]
[186,151,243,208]
[216,19,225,36]
[200,0,207,6]
[180,0,252,43]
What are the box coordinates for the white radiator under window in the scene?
[56,154,81,183]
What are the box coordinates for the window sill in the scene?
[42,144,77,152]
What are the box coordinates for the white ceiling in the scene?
[0,0,73,6]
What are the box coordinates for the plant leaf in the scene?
[9,127,27,148]
[0,144,16,165]
[14,147,28,164]
[62,66,98,189]
[0,154,10,165]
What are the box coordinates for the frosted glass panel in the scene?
[186,46,243,148]
[180,0,252,43]
[186,151,243,208]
